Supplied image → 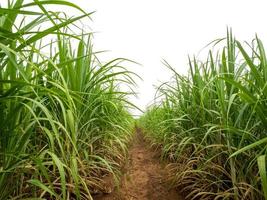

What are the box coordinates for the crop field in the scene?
[1,1,267,200]
[0,1,136,199]
[140,31,267,199]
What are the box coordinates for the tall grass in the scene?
[0,0,136,199]
[140,30,267,200]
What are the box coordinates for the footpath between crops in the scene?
[94,128,184,200]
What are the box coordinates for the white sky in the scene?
[22,0,267,115]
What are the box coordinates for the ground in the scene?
[93,128,183,200]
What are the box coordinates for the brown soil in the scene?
[93,128,184,200]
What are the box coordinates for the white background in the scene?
[16,0,267,115]
[72,0,267,116]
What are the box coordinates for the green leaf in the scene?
[257,155,267,200]
[27,179,58,198]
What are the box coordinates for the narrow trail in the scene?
[94,128,183,200]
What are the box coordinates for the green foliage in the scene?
[140,30,267,200]
[0,0,136,199]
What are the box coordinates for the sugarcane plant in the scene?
[140,30,267,200]
[0,0,136,199]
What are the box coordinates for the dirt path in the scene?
[94,128,183,200]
